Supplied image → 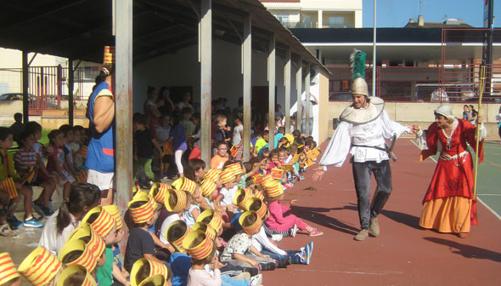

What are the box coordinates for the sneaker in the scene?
[249,274,263,286]
[309,228,323,237]
[304,241,314,265]
[271,233,283,242]
[369,217,380,237]
[34,201,54,217]
[354,229,369,241]
[23,217,44,228]
[289,224,298,237]
[7,215,22,230]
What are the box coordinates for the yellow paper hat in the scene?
[233,188,253,209]
[103,204,124,230]
[260,174,277,188]
[131,258,169,286]
[82,206,116,238]
[150,183,169,204]
[164,188,188,213]
[68,223,106,261]
[196,209,223,233]
[219,167,237,185]
[172,177,197,194]
[191,222,217,241]
[56,265,96,286]
[138,274,166,286]
[18,247,62,286]
[203,169,221,183]
[128,192,157,224]
[58,239,98,273]
[200,179,217,198]
[0,253,20,285]
[254,190,265,200]
[165,220,189,252]
[225,162,244,176]
[239,211,263,235]
[244,197,268,220]
[263,180,284,198]
[182,230,214,261]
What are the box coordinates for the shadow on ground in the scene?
[424,237,501,263]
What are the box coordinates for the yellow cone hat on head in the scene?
[200,178,217,198]
[81,206,115,238]
[131,258,169,286]
[196,209,223,233]
[56,265,96,286]
[239,211,262,235]
[203,169,221,183]
[219,167,237,185]
[172,177,197,194]
[18,247,62,286]
[0,252,20,285]
[138,274,166,286]
[164,188,188,213]
[225,162,244,176]
[128,192,157,224]
[150,183,168,204]
[244,197,268,220]
[233,188,253,209]
[68,223,106,261]
[191,222,217,240]
[58,239,98,273]
[103,204,124,230]
[263,180,284,199]
[165,220,189,252]
[182,230,214,261]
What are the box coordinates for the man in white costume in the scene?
[314,77,414,241]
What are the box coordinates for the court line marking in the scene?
[408,139,501,220]
[478,194,501,196]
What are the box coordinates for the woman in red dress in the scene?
[419,105,485,238]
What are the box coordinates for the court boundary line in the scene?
[408,139,501,220]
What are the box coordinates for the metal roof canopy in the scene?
[0,0,327,73]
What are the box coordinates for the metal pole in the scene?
[304,64,310,135]
[284,49,291,133]
[68,59,74,126]
[22,51,29,124]
[115,0,133,208]
[242,15,252,161]
[200,0,212,164]
[295,59,302,132]
[372,0,377,97]
[267,34,276,150]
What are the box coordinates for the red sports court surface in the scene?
[265,139,501,286]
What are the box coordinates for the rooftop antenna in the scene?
[419,0,423,15]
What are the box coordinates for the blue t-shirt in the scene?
[171,124,187,151]
[86,81,115,173]
[169,252,192,286]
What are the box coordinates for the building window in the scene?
[327,16,346,28]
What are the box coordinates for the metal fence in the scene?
[0,65,100,115]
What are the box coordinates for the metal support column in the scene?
[200,0,212,164]
[242,15,252,161]
[304,64,311,135]
[267,34,276,150]
[284,49,291,133]
[68,59,74,126]
[22,51,29,124]
[295,59,302,133]
[115,0,133,208]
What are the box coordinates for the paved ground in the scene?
[1,140,500,286]
[264,139,501,286]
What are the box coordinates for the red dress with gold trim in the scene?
[419,119,483,233]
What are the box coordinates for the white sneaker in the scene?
[271,234,283,242]
[249,274,263,286]
[290,224,298,237]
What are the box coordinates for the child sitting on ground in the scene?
[46,129,74,203]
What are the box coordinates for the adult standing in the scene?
[418,105,486,238]
[86,47,116,205]
[496,106,501,140]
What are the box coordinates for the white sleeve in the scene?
[318,121,352,168]
[381,110,410,139]
[253,228,287,256]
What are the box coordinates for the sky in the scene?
[363,0,500,28]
